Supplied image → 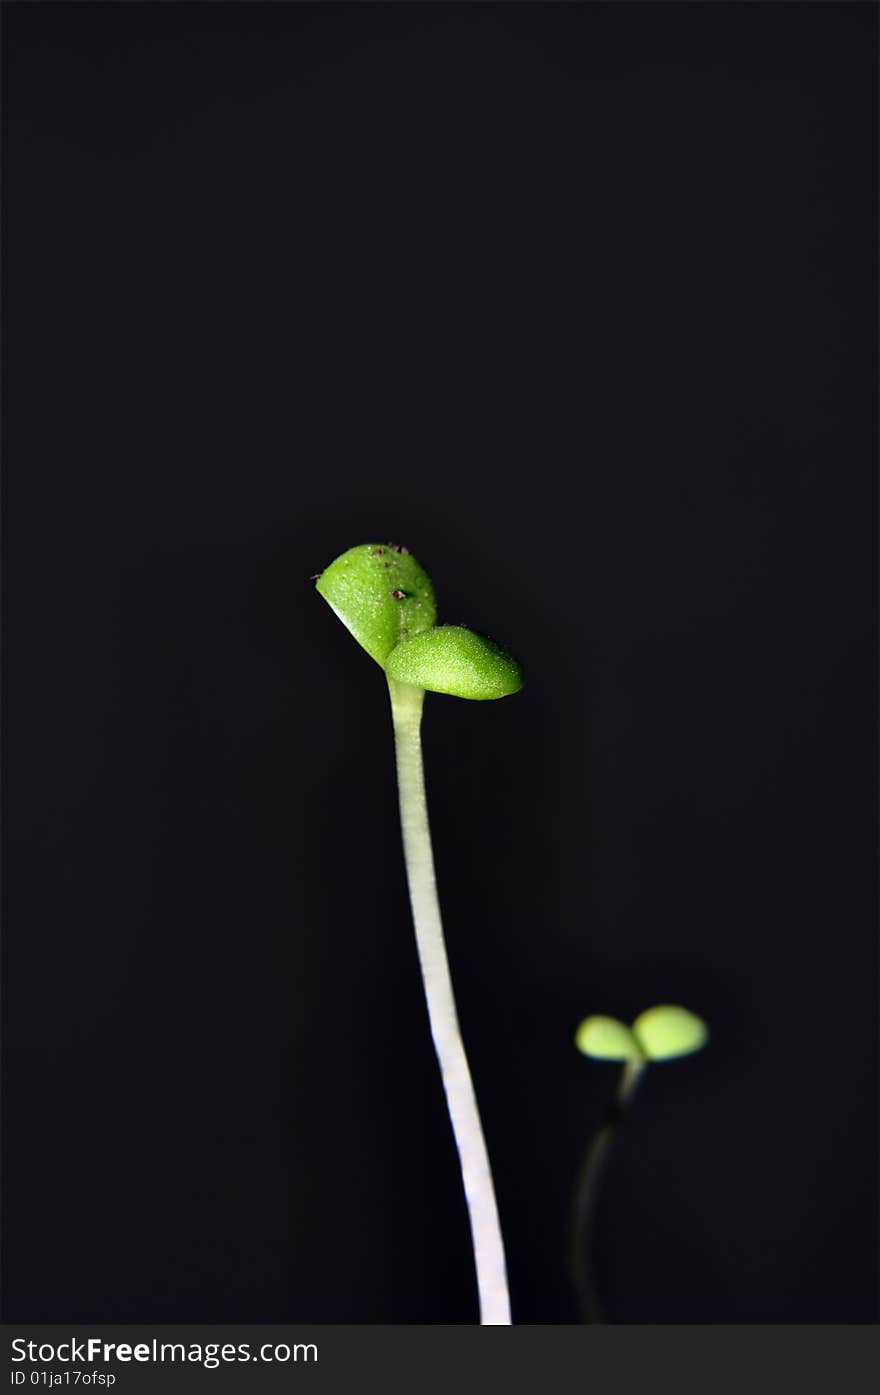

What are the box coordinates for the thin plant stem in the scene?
[569,1058,646,1324]
[388,675,512,1325]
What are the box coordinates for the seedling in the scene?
[569,1004,709,1322]
[314,542,523,1325]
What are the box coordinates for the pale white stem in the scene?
[388,676,512,1325]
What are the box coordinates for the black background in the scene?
[3,2,877,1323]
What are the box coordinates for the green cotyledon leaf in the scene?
[631,1005,709,1061]
[314,543,437,668]
[574,1016,640,1061]
[386,625,524,700]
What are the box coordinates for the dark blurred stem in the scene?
[569,1058,646,1324]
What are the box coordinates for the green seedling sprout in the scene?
[569,1004,709,1322]
[314,543,523,1325]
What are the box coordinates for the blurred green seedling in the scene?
[314,542,523,1325]
[570,1004,709,1322]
